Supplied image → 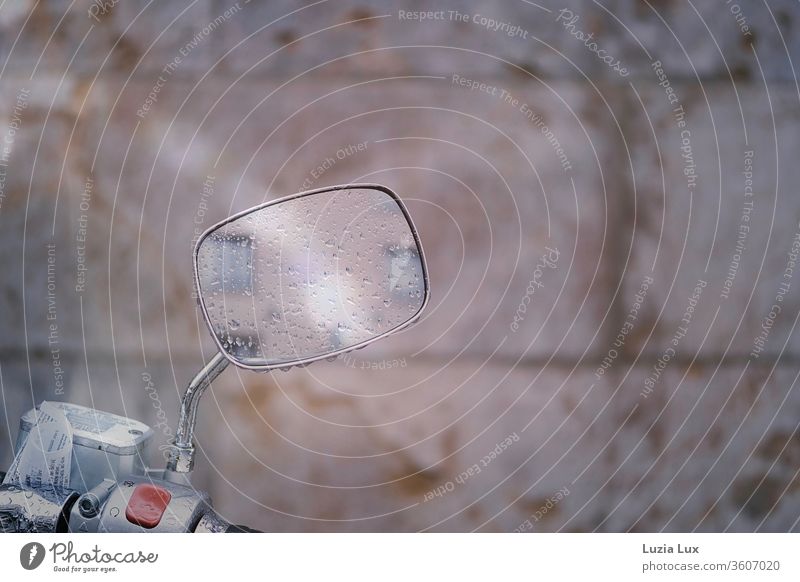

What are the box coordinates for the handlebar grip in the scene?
[0,484,77,533]
[193,508,262,532]
[224,523,263,533]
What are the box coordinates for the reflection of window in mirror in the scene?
[387,245,420,303]
[210,234,254,295]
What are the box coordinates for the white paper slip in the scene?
[2,401,73,499]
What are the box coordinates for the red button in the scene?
[125,484,172,529]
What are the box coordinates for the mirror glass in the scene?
[195,186,427,368]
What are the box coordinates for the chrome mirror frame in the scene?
[192,183,431,372]
[167,183,430,478]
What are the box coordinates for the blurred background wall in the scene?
[1,0,799,531]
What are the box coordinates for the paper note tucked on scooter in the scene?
[2,401,72,500]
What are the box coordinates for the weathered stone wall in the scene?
[0,0,799,531]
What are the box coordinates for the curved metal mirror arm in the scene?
[166,351,230,477]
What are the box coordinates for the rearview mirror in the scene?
[194,184,429,370]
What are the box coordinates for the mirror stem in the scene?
[166,351,229,477]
